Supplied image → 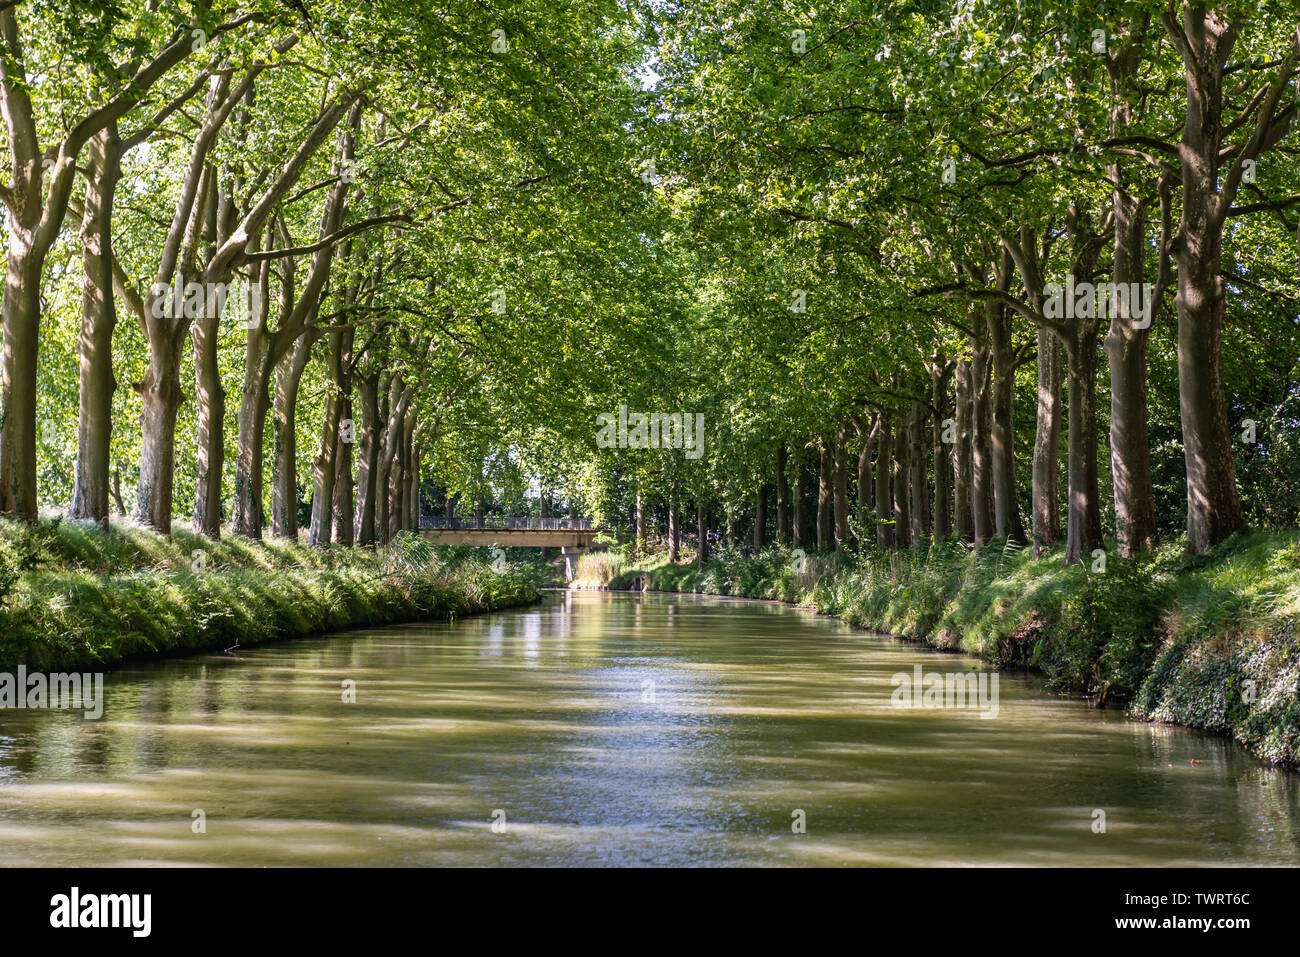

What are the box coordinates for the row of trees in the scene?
[582,0,1298,563]
[6,0,668,544]
[7,1,1298,569]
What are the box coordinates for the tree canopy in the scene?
[1,0,1297,560]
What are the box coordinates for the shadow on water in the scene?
[0,590,1296,866]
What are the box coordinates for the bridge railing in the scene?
[419,516,594,531]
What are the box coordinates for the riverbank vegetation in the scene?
[582,530,1300,766]
[0,518,545,673]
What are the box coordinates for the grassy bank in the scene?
[0,517,547,673]
[584,531,1300,767]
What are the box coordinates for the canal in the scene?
[1,591,1296,865]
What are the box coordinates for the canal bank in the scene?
[0,518,543,674]
[588,531,1300,770]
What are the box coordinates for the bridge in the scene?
[417,516,609,578]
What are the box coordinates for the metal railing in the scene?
[419,516,594,531]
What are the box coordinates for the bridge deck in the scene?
[417,517,606,548]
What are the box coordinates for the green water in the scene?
[0,591,1296,866]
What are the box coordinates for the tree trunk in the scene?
[385,420,406,542]
[909,400,927,547]
[111,465,126,515]
[753,482,767,549]
[954,359,974,542]
[635,490,646,551]
[970,332,995,544]
[696,499,709,567]
[1103,33,1159,558]
[792,448,808,548]
[833,427,851,550]
[70,125,123,526]
[1064,335,1104,563]
[233,367,272,539]
[136,326,187,533]
[394,413,414,534]
[1166,5,1248,553]
[233,248,274,539]
[929,361,953,541]
[875,414,894,549]
[986,295,1027,544]
[134,163,211,535]
[384,448,402,541]
[816,437,833,551]
[271,332,313,539]
[354,372,380,546]
[332,392,355,545]
[374,379,409,544]
[776,445,790,543]
[309,385,342,547]
[1105,281,1159,556]
[1032,326,1063,550]
[0,226,46,522]
[857,416,874,530]
[190,239,231,538]
[893,409,911,549]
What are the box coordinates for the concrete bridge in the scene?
[418,516,607,578]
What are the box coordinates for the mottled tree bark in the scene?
[856,414,877,535]
[984,259,1027,544]
[1064,333,1104,563]
[271,331,314,539]
[374,378,410,544]
[353,371,380,546]
[970,328,995,545]
[1160,5,1277,551]
[928,358,954,542]
[1032,326,1063,550]
[232,229,275,538]
[70,125,123,526]
[1104,26,1159,557]
[309,381,342,547]
[909,400,928,547]
[954,359,974,542]
[332,392,355,545]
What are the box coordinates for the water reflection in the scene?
[0,590,1296,866]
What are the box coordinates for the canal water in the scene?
[0,591,1296,866]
